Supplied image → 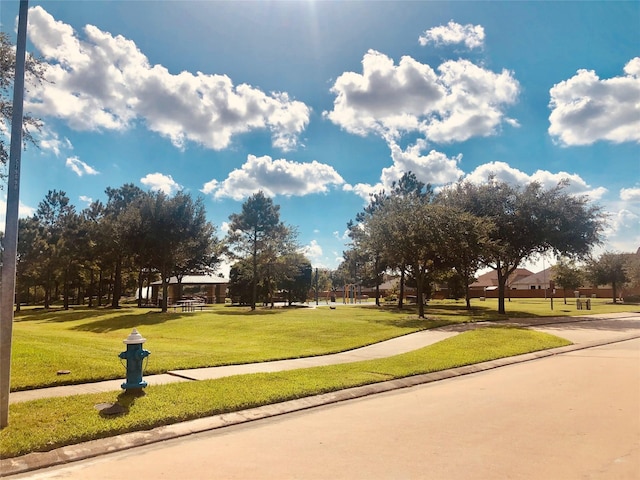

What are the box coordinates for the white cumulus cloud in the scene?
[419,21,485,49]
[325,50,519,144]
[548,57,640,146]
[463,161,607,200]
[202,154,345,200]
[65,156,98,176]
[382,140,463,187]
[25,6,310,152]
[620,187,640,202]
[140,172,181,195]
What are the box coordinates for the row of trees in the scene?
[8,187,315,313]
[14,185,220,312]
[553,252,640,303]
[340,172,604,316]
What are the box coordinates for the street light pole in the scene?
[1,0,29,429]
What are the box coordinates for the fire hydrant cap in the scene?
[123,328,147,345]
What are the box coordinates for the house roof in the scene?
[470,268,534,288]
[510,267,554,287]
[151,274,229,286]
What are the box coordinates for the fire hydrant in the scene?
[119,328,150,392]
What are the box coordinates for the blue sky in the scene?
[1,1,639,273]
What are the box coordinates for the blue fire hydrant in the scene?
[119,328,150,391]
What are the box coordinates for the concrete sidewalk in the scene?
[9,329,459,404]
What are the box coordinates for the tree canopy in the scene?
[226,191,298,310]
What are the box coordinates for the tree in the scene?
[348,172,433,307]
[366,193,446,318]
[34,190,75,308]
[139,190,220,312]
[1,31,45,183]
[444,178,604,314]
[227,192,295,310]
[102,184,145,308]
[278,253,312,305]
[586,252,629,303]
[436,207,490,309]
[552,259,584,304]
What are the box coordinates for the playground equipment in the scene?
[343,283,362,304]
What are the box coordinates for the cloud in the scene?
[202,154,345,200]
[419,21,485,49]
[548,57,640,146]
[620,187,640,202]
[325,50,519,144]
[299,239,323,262]
[39,125,73,156]
[25,6,310,152]
[463,161,607,200]
[603,208,640,253]
[344,141,463,201]
[140,172,181,194]
[0,198,35,227]
[382,140,463,187]
[65,156,99,176]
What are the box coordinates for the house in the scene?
[151,274,229,305]
[510,267,555,290]
[470,268,534,290]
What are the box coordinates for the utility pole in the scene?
[1,0,29,429]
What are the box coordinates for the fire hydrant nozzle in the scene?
[119,328,150,391]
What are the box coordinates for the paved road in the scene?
[12,333,639,479]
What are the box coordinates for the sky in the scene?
[1,0,639,275]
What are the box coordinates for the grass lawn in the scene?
[10,304,450,391]
[1,327,570,459]
[10,298,632,391]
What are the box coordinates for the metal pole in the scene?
[1,0,29,428]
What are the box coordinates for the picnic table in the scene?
[171,299,207,312]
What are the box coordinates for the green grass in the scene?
[10,298,634,391]
[10,305,449,391]
[0,327,570,459]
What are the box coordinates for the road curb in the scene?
[3,333,639,477]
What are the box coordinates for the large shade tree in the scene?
[138,190,220,312]
[444,178,604,314]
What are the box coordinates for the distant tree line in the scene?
[12,185,221,313]
[338,172,607,316]
[5,175,636,315]
[553,252,640,304]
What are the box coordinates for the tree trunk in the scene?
[416,267,425,318]
[137,268,144,308]
[375,256,381,306]
[251,230,258,311]
[398,267,405,309]
[97,269,103,307]
[465,281,471,310]
[612,281,617,303]
[497,267,507,315]
[111,257,122,308]
[161,276,169,313]
[63,269,70,310]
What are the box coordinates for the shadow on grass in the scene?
[214,306,282,316]
[98,390,146,418]
[71,311,191,333]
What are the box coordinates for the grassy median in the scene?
[1,327,570,458]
